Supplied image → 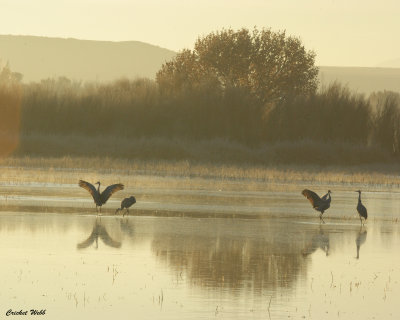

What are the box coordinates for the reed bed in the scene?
[1,155,400,192]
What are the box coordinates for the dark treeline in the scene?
[9,76,400,163]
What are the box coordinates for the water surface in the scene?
[0,185,399,319]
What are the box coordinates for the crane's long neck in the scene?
[97,182,101,193]
[358,192,361,203]
[326,192,331,203]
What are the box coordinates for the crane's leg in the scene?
[319,213,325,224]
[123,208,129,218]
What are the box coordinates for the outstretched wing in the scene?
[321,192,330,201]
[100,183,124,204]
[79,180,101,204]
[302,189,322,208]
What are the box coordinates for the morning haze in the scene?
[1,34,400,95]
[0,2,400,320]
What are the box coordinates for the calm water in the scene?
[0,185,399,319]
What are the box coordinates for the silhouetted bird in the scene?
[355,190,368,225]
[115,196,136,217]
[79,180,124,212]
[302,189,332,222]
[77,219,121,249]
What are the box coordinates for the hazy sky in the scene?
[1,0,399,67]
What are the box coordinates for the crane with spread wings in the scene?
[302,189,332,223]
[79,180,124,212]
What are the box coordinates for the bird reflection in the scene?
[120,219,135,237]
[77,218,121,249]
[355,227,367,259]
[301,225,330,257]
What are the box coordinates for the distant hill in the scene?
[1,35,400,95]
[319,66,400,95]
[0,34,176,82]
[376,58,400,68]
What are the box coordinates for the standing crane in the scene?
[302,189,332,223]
[79,180,124,212]
[355,190,368,225]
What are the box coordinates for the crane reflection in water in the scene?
[301,224,330,257]
[77,218,121,249]
[355,226,367,259]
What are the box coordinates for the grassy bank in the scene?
[1,154,400,190]
[13,133,396,166]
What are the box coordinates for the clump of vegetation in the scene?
[0,63,22,157]
[156,28,318,104]
[370,91,400,155]
[263,83,371,144]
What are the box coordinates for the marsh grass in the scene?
[12,77,400,162]
[1,71,400,167]
[1,155,400,192]
[13,133,396,166]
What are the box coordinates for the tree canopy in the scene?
[156,27,319,104]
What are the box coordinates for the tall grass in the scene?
[12,134,391,166]
[370,91,400,155]
[0,64,22,157]
[0,70,399,165]
[1,156,400,190]
[263,83,371,144]
[20,77,160,137]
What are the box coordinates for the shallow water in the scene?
[0,185,399,319]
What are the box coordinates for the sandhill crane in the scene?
[79,180,124,212]
[115,196,136,217]
[356,190,368,225]
[302,189,332,223]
